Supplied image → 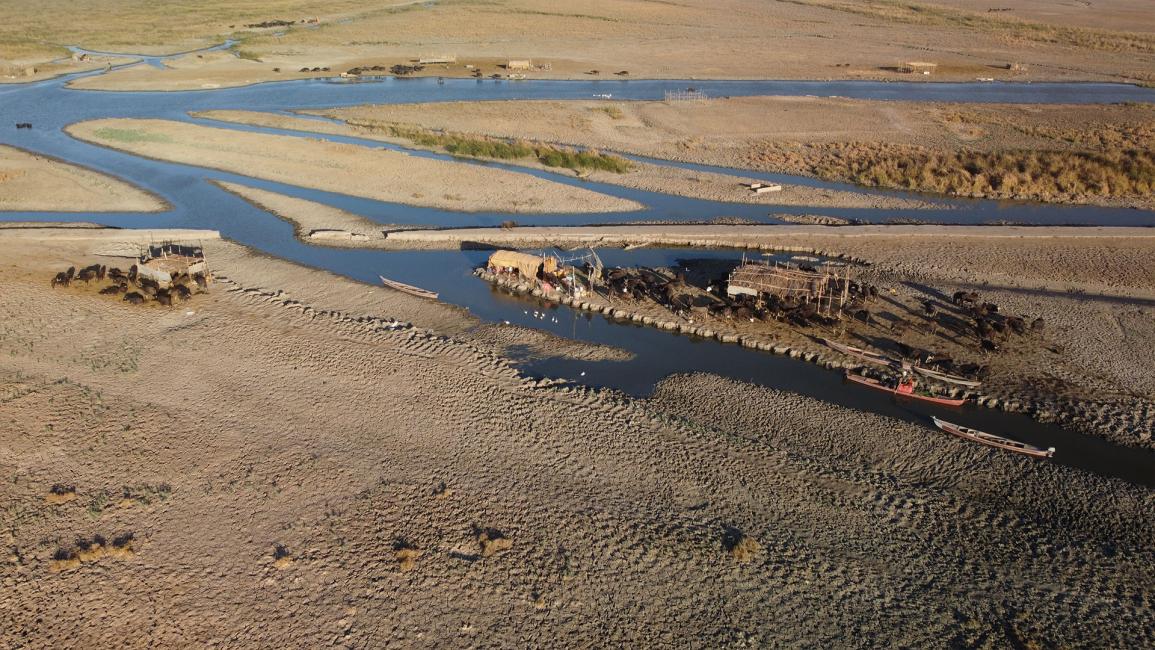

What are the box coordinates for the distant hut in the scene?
[900,61,937,75]
[505,59,532,71]
[487,250,557,280]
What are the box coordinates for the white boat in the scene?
[379,275,438,300]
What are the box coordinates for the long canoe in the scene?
[932,417,1055,458]
[379,275,439,300]
[844,372,967,407]
[822,338,901,369]
[912,365,983,388]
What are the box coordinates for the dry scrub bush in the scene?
[722,527,761,563]
[50,533,135,572]
[477,528,513,557]
[747,140,1155,204]
[272,543,294,569]
[45,484,77,505]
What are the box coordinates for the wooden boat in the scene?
[822,338,901,369]
[932,417,1055,458]
[844,372,967,406]
[911,365,982,388]
[379,275,439,300]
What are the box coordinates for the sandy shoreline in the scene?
[66,119,642,214]
[0,145,167,213]
[0,226,1151,646]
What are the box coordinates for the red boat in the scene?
[844,372,967,406]
[933,417,1055,458]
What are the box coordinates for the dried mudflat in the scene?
[0,144,165,212]
[65,119,641,214]
[0,228,1152,647]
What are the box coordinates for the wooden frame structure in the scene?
[726,260,850,314]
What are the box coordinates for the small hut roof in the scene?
[488,250,557,278]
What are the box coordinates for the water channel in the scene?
[2,58,1153,486]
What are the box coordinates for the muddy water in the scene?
[1,64,1154,486]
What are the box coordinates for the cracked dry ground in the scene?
[1,245,1152,648]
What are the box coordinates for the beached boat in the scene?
[822,338,901,369]
[911,365,983,388]
[932,417,1055,458]
[379,275,439,300]
[844,372,967,406]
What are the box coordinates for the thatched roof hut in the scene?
[487,250,558,279]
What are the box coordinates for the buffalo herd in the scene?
[50,262,207,307]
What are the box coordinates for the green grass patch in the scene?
[92,127,172,144]
[354,121,633,173]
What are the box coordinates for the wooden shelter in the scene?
[727,261,849,314]
[137,242,208,288]
[487,250,558,280]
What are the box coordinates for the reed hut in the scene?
[487,250,558,280]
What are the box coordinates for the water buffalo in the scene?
[952,290,979,306]
[51,272,69,288]
[123,292,145,305]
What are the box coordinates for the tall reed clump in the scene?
[354,121,633,173]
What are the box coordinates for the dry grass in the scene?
[784,0,1155,54]
[747,140,1155,204]
[393,540,423,571]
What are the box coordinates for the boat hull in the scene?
[932,417,1055,458]
[844,372,967,406]
[822,338,901,369]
